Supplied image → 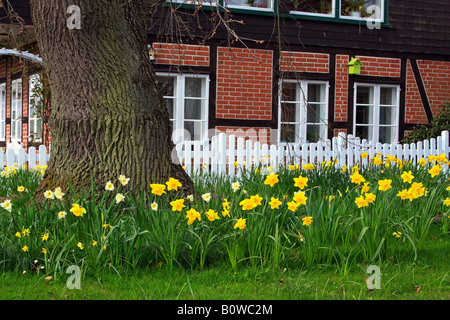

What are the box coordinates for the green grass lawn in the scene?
[1,235,448,300]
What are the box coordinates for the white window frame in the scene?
[339,0,385,23]
[278,80,329,145]
[157,73,209,144]
[28,74,43,143]
[11,79,22,143]
[167,0,274,11]
[353,83,400,144]
[290,0,336,18]
[226,0,274,11]
[0,83,6,141]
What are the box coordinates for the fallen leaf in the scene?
[416,285,421,293]
[45,276,52,281]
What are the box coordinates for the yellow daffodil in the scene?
[269,197,282,209]
[250,194,263,207]
[42,248,47,254]
[22,228,30,236]
[22,245,29,252]
[428,164,441,178]
[17,186,26,193]
[70,203,86,217]
[293,191,308,206]
[293,175,308,190]
[350,172,365,185]
[302,216,313,226]
[264,173,279,187]
[287,200,300,212]
[355,195,369,208]
[170,199,185,212]
[365,193,376,203]
[222,208,230,217]
[397,189,409,200]
[15,231,21,238]
[401,171,414,184]
[92,240,98,247]
[77,242,84,250]
[186,208,201,225]
[222,199,231,210]
[418,158,427,167]
[378,179,392,192]
[372,156,382,166]
[362,182,370,194]
[393,232,402,238]
[239,198,257,211]
[205,209,220,222]
[150,183,166,196]
[41,233,49,241]
[443,198,450,206]
[234,218,247,230]
[166,177,182,191]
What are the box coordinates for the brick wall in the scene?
[280,52,329,73]
[216,47,273,120]
[153,43,210,67]
[417,59,450,117]
[335,54,349,123]
[405,60,428,124]
[356,56,401,77]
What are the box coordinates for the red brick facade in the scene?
[216,47,273,121]
[1,45,449,149]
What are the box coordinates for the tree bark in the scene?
[30,0,194,196]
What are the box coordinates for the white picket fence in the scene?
[1,145,50,169]
[175,130,450,177]
[1,130,449,177]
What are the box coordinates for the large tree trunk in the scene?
[30,0,194,196]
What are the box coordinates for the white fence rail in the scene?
[175,130,450,177]
[1,131,449,177]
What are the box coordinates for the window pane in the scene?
[184,121,204,141]
[379,126,395,144]
[280,124,298,143]
[281,102,299,123]
[356,86,374,105]
[307,124,326,143]
[158,76,175,97]
[164,98,175,120]
[37,119,42,138]
[355,125,372,141]
[341,0,381,17]
[356,105,374,125]
[307,103,326,124]
[307,83,326,103]
[291,0,333,14]
[379,106,396,125]
[282,82,297,102]
[184,99,205,120]
[380,87,397,105]
[185,77,203,98]
[226,0,272,9]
